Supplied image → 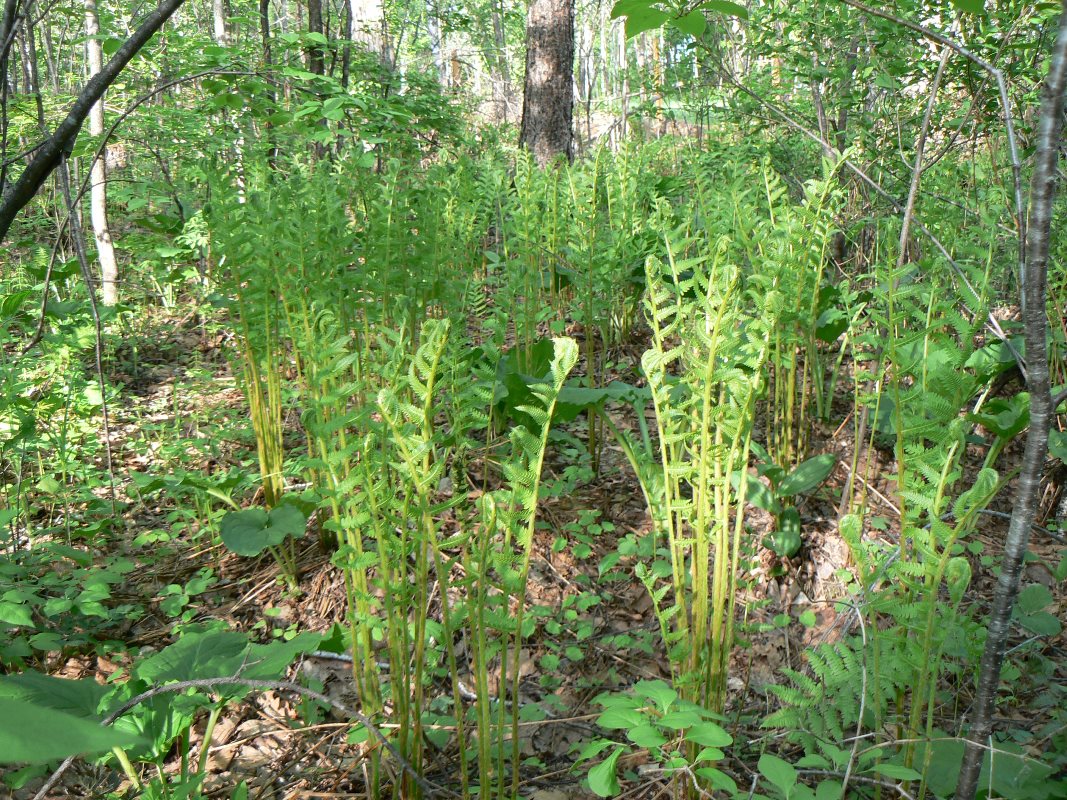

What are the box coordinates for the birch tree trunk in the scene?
[85,0,119,306]
[955,2,1067,794]
[212,0,229,45]
[490,1,510,120]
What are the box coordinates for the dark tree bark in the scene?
[0,0,185,243]
[307,0,324,75]
[259,0,272,69]
[955,2,1067,797]
[518,0,574,166]
[340,0,351,88]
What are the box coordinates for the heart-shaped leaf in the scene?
[220,504,306,557]
[968,394,1030,439]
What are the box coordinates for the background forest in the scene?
[1,0,1066,798]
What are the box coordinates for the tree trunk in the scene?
[427,0,447,88]
[518,0,574,166]
[307,0,323,74]
[260,0,272,69]
[490,0,510,120]
[340,0,352,87]
[955,2,1067,797]
[85,0,119,306]
[350,0,389,66]
[212,0,229,45]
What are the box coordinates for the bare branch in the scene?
[838,0,1027,313]
[0,0,186,242]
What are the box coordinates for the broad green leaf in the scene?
[950,0,985,12]
[1016,584,1053,614]
[0,673,108,718]
[659,709,702,729]
[347,725,370,744]
[28,631,65,651]
[624,7,669,37]
[1017,611,1062,636]
[555,381,644,423]
[734,471,780,513]
[588,746,624,797]
[763,507,803,558]
[759,754,797,794]
[778,454,836,497]
[134,629,249,684]
[671,11,707,37]
[597,707,646,729]
[695,767,737,793]
[965,338,1021,380]
[243,632,323,681]
[867,763,922,780]
[0,697,141,763]
[634,679,677,712]
[968,394,1029,439]
[0,601,33,627]
[220,503,306,557]
[698,0,749,19]
[135,628,320,697]
[686,721,732,747]
[610,0,654,20]
[626,724,667,748]
[576,738,619,761]
[0,290,32,319]
[815,307,849,343]
[1048,430,1067,463]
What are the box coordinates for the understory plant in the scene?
[603,202,778,722]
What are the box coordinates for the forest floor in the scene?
[16,304,1067,800]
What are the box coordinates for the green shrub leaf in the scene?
[758,754,797,794]
[685,721,732,747]
[588,746,624,796]
[778,454,836,497]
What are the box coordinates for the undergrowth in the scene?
[0,136,1064,800]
